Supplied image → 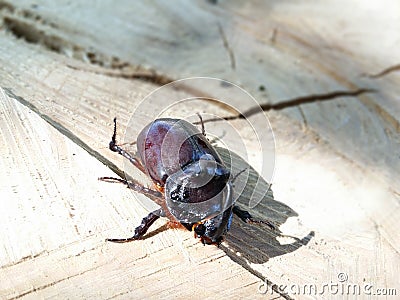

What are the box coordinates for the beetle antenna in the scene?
[196,112,206,136]
[231,168,247,184]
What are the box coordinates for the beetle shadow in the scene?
[216,147,314,264]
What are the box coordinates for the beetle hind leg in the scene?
[106,209,163,243]
[232,205,278,231]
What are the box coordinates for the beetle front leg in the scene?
[106,208,164,243]
[232,205,278,231]
[109,117,146,174]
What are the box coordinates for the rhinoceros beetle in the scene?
[100,116,276,245]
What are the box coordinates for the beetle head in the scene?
[164,156,234,231]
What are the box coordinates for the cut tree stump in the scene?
[0,1,399,299]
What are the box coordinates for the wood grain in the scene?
[0,1,399,299]
[0,90,274,299]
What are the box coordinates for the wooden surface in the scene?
[1,1,399,299]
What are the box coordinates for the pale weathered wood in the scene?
[0,91,272,299]
[0,1,399,299]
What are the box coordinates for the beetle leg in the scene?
[196,112,206,136]
[99,175,180,223]
[98,176,172,215]
[106,208,163,243]
[99,176,163,199]
[232,205,278,231]
[109,117,146,174]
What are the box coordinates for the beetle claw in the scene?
[106,209,162,243]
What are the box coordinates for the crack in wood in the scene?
[270,28,278,44]
[2,16,69,52]
[0,5,171,86]
[3,88,125,179]
[363,63,400,78]
[66,64,173,86]
[259,88,375,111]
[217,22,236,70]
[0,251,47,269]
[201,88,376,123]
[298,105,308,128]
